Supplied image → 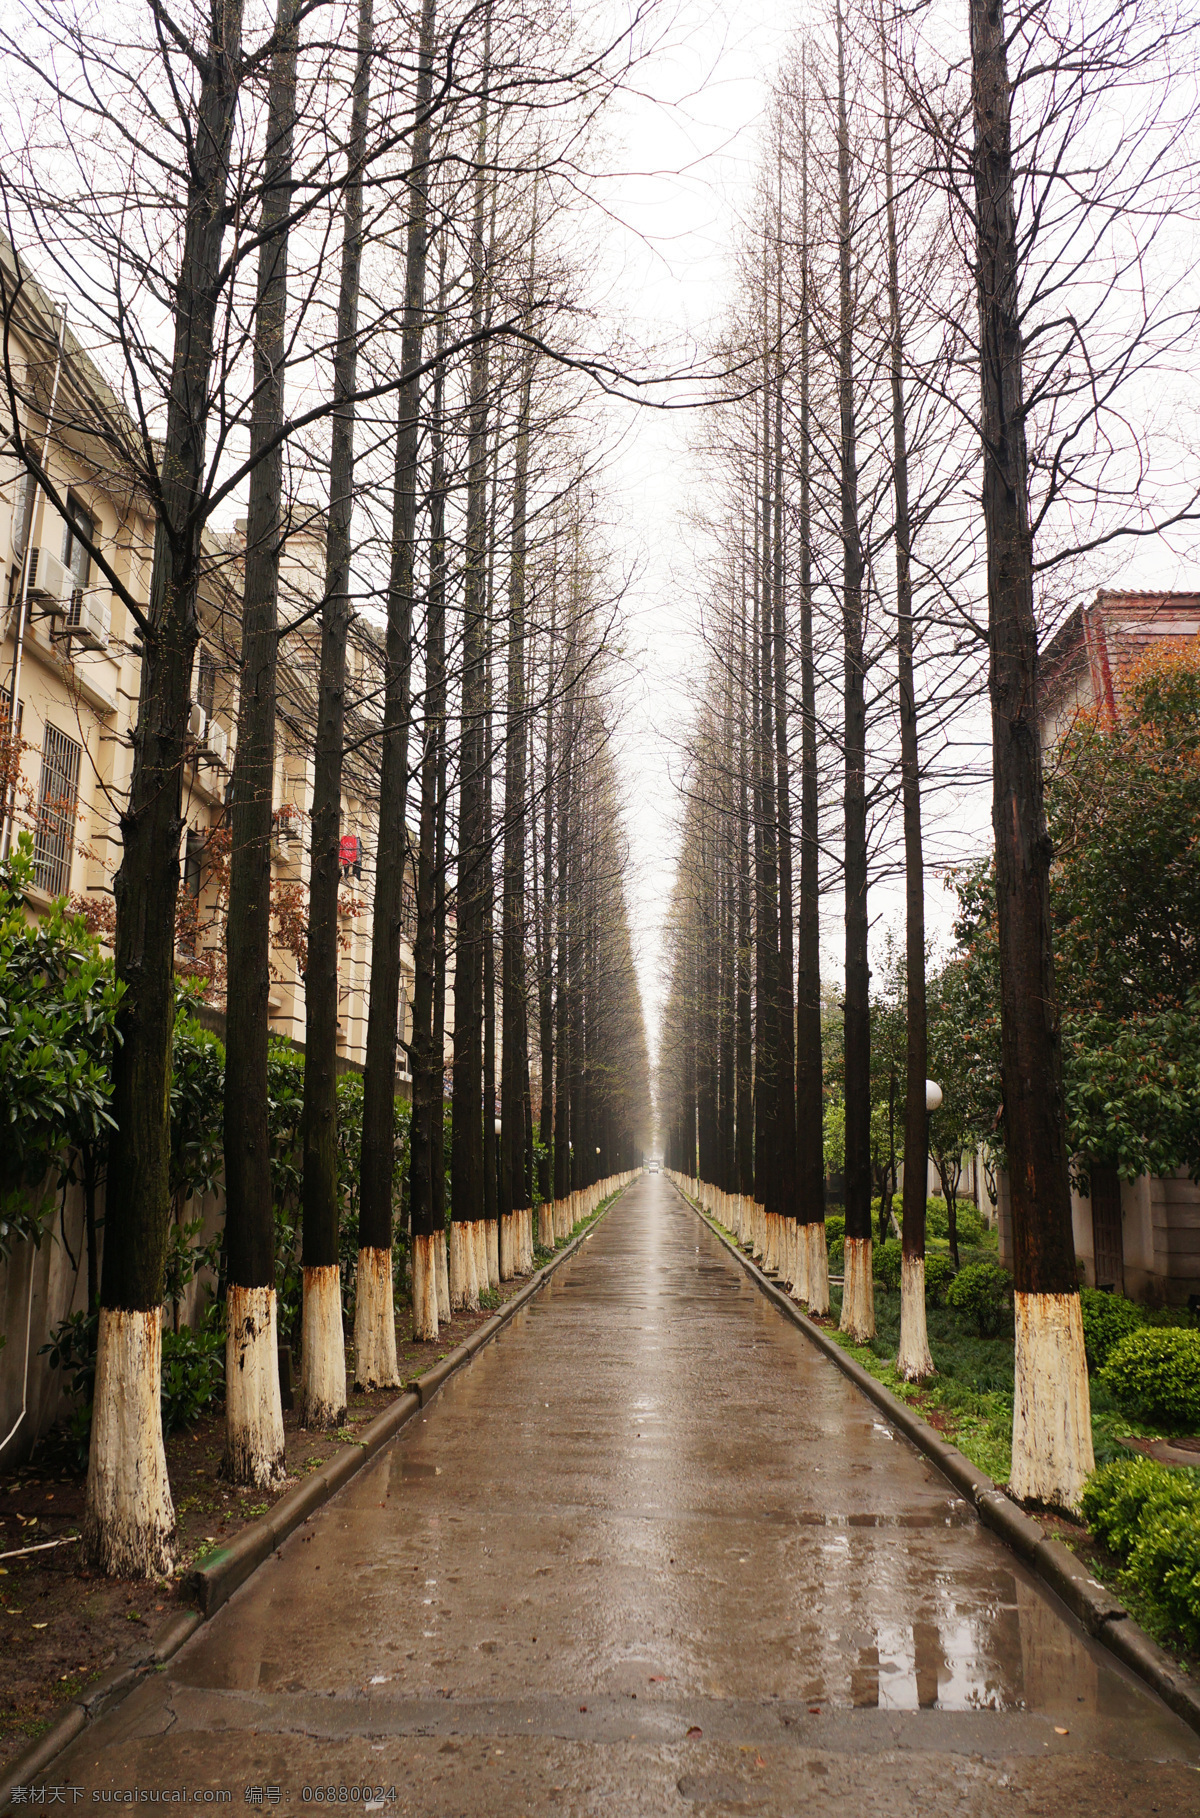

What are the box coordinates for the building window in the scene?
[195,644,217,718]
[33,723,81,896]
[0,683,22,736]
[12,470,35,562]
[60,495,95,595]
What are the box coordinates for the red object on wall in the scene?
[339,834,361,870]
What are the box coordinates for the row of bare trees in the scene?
[2,0,651,1573]
[660,0,1200,1512]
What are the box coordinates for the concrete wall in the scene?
[0,1175,225,1471]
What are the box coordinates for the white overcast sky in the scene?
[583,0,1200,1066]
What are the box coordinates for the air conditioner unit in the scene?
[271,816,296,863]
[188,701,209,745]
[205,721,229,768]
[63,592,111,651]
[26,546,69,612]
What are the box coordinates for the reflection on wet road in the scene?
[45,1174,1198,1813]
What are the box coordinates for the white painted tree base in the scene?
[538,1203,553,1249]
[436,1233,451,1323]
[84,1308,176,1577]
[298,1265,347,1427]
[896,1253,935,1381]
[449,1221,475,1310]
[485,1218,500,1289]
[412,1231,439,1341]
[790,1220,809,1302]
[1011,1291,1095,1512]
[839,1236,875,1341]
[499,1213,514,1280]
[805,1224,830,1316]
[354,1247,400,1389]
[223,1285,285,1488]
[784,1221,800,1296]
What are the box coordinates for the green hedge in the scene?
[923,1253,956,1307]
[925,1197,987,1247]
[1080,1286,1144,1371]
[1100,1327,1200,1432]
[945,1260,1013,1337]
[873,1237,904,1291]
[1081,1456,1200,1646]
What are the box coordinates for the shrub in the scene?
[925,1197,948,1239]
[945,1260,1013,1337]
[161,1311,225,1432]
[1141,1305,1200,1332]
[1100,1327,1200,1431]
[824,1214,845,1252]
[873,1238,903,1292]
[1081,1455,1200,1646]
[828,1237,845,1273]
[1080,1287,1144,1371]
[923,1253,956,1307]
[925,1197,986,1247]
[1080,1455,1196,1555]
[1128,1501,1200,1648]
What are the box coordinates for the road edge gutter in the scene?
[674,1180,1200,1742]
[0,1185,631,1810]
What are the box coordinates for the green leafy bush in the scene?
[1128,1500,1200,1647]
[1080,1456,1200,1645]
[1080,1455,1195,1554]
[925,1197,986,1247]
[1080,1287,1144,1371]
[873,1238,903,1292]
[1100,1328,1200,1431]
[945,1260,1013,1337]
[161,1312,225,1433]
[824,1213,845,1251]
[923,1253,956,1307]
[0,835,123,1257]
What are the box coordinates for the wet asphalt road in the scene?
[45,1173,1198,1814]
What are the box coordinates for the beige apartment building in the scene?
[0,243,431,1464]
[0,237,420,1070]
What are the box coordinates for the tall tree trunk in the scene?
[86,0,246,1578]
[735,553,754,1217]
[836,0,874,1343]
[771,164,797,1281]
[449,44,493,1309]
[222,0,298,1486]
[356,0,437,1388]
[970,0,1091,1507]
[752,433,777,1248]
[408,274,448,1343]
[535,587,557,1234]
[882,38,933,1382]
[552,658,574,1230]
[795,60,827,1314]
[500,322,535,1276]
[298,0,373,1427]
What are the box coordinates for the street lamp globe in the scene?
[925,1079,943,1112]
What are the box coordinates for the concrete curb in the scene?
[676,1181,1200,1742]
[0,1186,630,1809]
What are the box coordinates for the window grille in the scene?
[0,683,22,736]
[33,722,81,895]
[195,644,217,718]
